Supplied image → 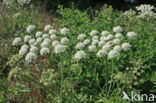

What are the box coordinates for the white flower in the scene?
[60,37,70,45]
[30,46,38,53]
[74,51,87,60]
[90,30,98,36]
[101,31,109,36]
[29,39,35,45]
[44,25,53,32]
[115,33,123,38]
[24,35,31,43]
[42,34,49,39]
[26,25,35,33]
[92,36,99,41]
[52,40,60,47]
[36,31,42,38]
[92,40,99,45]
[96,50,107,57]
[13,37,22,46]
[113,39,120,44]
[50,35,57,41]
[21,45,29,50]
[83,39,91,45]
[49,29,57,35]
[19,48,27,56]
[54,44,66,54]
[100,36,107,41]
[106,34,114,40]
[77,34,86,40]
[76,42,85,50]
[25,52,37,63]
[113,26,123,33]
[127,32,137,39]
[108,50,120,58]
[98,41,105,47]
[60,27,70,35]
[102,44,111,52]
[40,47,50,56]
[17,0,31,6]
[36,38,43,43]
[122,43,132,51]
[44,38,51,43]
[114,45,122,52]
[88,45,96,52]
[41,41,49,48]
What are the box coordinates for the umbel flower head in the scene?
[106,35,114,40]
[74,50,87,60]
[113,39,120,45]
[88,45,96,52]
[92,40,99,45]
[42,34,49,39]
[24,35,31,43]
[102,44,111,52]
[76,42,85,50]
[115,33,122,39]
[19,48,27,56]
[127,32,137,39]
[29,39,35,45]
[83,39,90,45]
[77,34,86,40]
[40,47,50,56]
[50,35,57,41]
[30,46,38,53]
[44,25,53,32]
[113,26,123,33]
[21,45,29,50]
[26,25,35,33]
[114,45,122,52]
[36,31,42,38]
[98,41,105,47]
[96,50,107,57]
[60,27,70,35]
[25,52,37,63]
[41,41,49,48]
[90,30,98,37]
[108,50,120,58]
[54,44,66,54]
[122,43,132,51]
[92,36,99,41]
[36,38,43,43]
[17,0,31,6]
[52,40,60,47]
[12,37,22,46]
[101,31,109,36]
[60,37,70,45]
[49,29,57,35]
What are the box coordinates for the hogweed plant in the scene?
[11,24,139,102]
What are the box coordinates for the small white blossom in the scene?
[90,30,98,36]
[49,29,57,35]
[76,42,85,50]
[41,41,49,48]
[29,39,35,45]
[60,27,70,35]
[42,34,49,39]
[19,48,27,56]
[98,41,105,47]
[102,44,111,52]
[36,31,42,38]
[21,45,29,50]
[24,35,31,43]
[96,50,107,57]
[88,45,96,52]
[122,43,132,51]
[13,37,22,46]
[115,33,123,39]
[60,37,70,45]
[50,35,57,41]
[36,38,43,43]
[113,26,123,33]
[26,25,35,33]
[54,44,66,54]
[101,31,109,36]
[108,50,120,58]
[92,36,99,41]
[113,39,120,45]
[74,51,87,60]
[83,39,91,45]
[77,34,86,40]
[52,40,60,47]
[40,47,50,56]
[17,0,31,6]
[106,34,114,40]
[100,36,107,41]
[114,45,122,52]
[30,46,38,53]
[127,32,137,39]
[25,52,37,63]
[92,40,99,45]
[44,38,51,44]
[44,25,53,32]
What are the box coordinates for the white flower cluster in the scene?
[12,24,70,63]
[136,4,156,19]
[17,0,31,6]
[3,0,15,7]
[61,27,70,35]
[74,26,136,60]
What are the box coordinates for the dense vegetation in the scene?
[0,0,156,103]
